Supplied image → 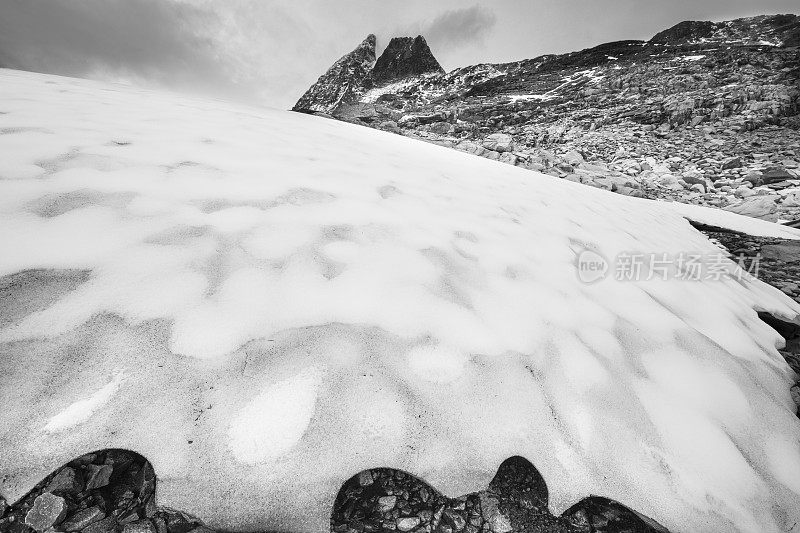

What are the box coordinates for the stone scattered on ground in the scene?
[0,450,204,533]
[331,457,667,533]
[2,453,668,533]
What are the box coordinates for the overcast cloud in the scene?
[416,5,497,48]
[0,0,798,109]
[0,1,226,90]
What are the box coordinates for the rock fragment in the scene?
[397,516,421,531]
[61,506,105,531]
[86,464,114,490]
[24,493,68,532]
[45,467,84,495]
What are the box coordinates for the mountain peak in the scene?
[372,35,445,84]
[292,33,377,114]
[292,33,444,115]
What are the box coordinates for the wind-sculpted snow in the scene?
[1,69,800,533]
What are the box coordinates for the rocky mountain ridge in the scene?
[292,34,377,114]
[293,14,800,225]
[293,35,442,114]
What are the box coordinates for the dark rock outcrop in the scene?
[650,20,716,45]
[650,14,800,46]
[371,36,445,84]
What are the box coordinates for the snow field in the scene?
[0,69,799,533]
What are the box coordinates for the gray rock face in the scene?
[292,34,376,114]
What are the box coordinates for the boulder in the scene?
[722,157,742,170]
[45,467,84,495]
[396,517,421,532]
[782,192,800,207]
[744,172,764,186]
[482,133,514,153]
[86,464,113,490]
[682,172,707,190]
[498,152,518,166]
[656,174,683,190]
[25,493,68,532]
[429,122,452,135]
[690,115,706,127]
[378,121,399,133]
[562,150,585,167]
[724,195,780,221]
[334,103,378,122]
[762,167,794,184]
[377,496,397,513]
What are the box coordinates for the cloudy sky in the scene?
[1,0,798,109]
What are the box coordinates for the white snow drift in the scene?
[0,68,799,533]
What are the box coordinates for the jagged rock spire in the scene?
[292,34,376,114]
[292,34,446,114]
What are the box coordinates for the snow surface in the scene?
[660,200,800,239]
[361,78,416,103]
[1,68,800,533]
[360,76,439,104]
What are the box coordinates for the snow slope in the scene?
[1,68,800,533]
[659,200,800,239]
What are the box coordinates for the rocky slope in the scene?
[293,14,800,224]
